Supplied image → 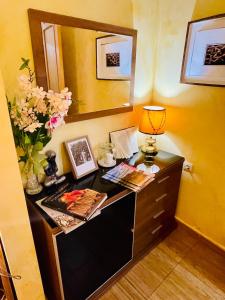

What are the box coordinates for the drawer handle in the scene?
[0,268,21,280]
[153,209,165,219]
[155,193,167,203]
[151,224,163,235]
[158,176,170,184]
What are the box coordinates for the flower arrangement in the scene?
[8,58,72,191]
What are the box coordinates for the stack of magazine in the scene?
[37,188,107,234]
[102,162,155,192]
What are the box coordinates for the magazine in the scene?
[36,200,100,234]
[102,163,155,192]
[41,189,107,221]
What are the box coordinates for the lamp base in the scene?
[139,136,160,173]
[143,151,158,163]
[141,136,158,163]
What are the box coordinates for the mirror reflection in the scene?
[41,23,133,114]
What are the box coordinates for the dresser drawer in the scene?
[133,163,183,257]
[135,167,182,222]
[135,191,176,226]
[135,200,174,236]
[139,165,182,201]
[134,218,174,256]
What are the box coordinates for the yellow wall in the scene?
[151,0,225,249]
[132,0,159,103]
[0,72,45,299]
[0,0,138,175]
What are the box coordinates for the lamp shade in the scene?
[139,106,166,135]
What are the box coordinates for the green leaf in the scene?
[19,58,30,70]
[33,141,43,151]
[33,161,41,175]
[24,134,31,145]
[19,62,27,70]
[41,159,48,168]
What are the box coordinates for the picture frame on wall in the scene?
[65,136,98,179]
[181,13,225,86]
[96,35,133,80]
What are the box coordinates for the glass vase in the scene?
[25,167,43,195]
[22,150,44,195]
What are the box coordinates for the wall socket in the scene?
[183,161,193,172]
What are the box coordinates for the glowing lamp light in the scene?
[139,106,166,135]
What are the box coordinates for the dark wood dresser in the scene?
[26,151,184,300]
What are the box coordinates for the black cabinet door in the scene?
[56,192,135,300]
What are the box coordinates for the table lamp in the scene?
[138,105,166,172]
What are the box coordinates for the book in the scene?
[102,163,155,192]
[41,189,107,221]
[36,200,100,234]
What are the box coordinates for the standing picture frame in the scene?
[96,35,133,80]
[65,136,98,179]
[181,14,225,86]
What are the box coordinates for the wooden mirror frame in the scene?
[28,9,137,123]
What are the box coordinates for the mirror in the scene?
[28,9,137,122]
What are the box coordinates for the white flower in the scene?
[31,86,46,100]
[11,74,72,136]
[24,122,43,133]
[33,98,47,115]
[18,75,32,91]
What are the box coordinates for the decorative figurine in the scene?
[44,150,66,187]
[97,143,116,168]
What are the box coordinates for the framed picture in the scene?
[96,35,133,80]
[181,14,225,86]
[65,136,98,179]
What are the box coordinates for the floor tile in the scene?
[122,246,177,299]
[100,276,144,300]
[179,241,225,297]
[151,264,224,300]
[157,225,198,263]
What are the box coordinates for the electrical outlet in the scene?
[183,161,193,172]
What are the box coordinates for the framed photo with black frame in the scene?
[65,136,98,179]
[181,13,225,86]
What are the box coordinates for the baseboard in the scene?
[175,217,225,256]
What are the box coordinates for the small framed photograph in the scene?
[65,136,98,179]
[181,14,225,86]
[96,35,133,80]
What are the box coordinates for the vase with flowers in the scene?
[8,58,72,194]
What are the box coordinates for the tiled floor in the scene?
[100,225,225,300]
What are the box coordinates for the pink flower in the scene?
[45,115,65,132]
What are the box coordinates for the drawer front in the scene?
[134,164,182,257]
[135,201,174,237]
[135,191,176,226]
[134,218,174,256]
[135,166,182,224]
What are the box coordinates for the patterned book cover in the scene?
[37,199,85,234]
[41,189,107,221]
[102,163,155,192]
